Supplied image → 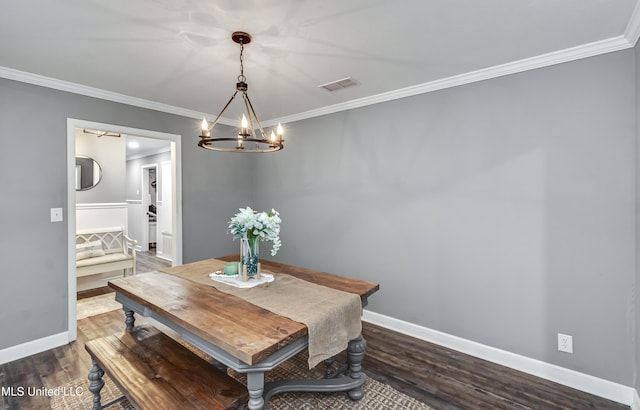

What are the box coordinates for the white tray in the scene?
[208,272,274,288]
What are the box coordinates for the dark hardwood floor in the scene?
[1,253,630,410]
[362,324,628,410]
[135,248,171,274]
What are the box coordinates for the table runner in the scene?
[162,259,362,368]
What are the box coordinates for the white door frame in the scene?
[66,118,183,342]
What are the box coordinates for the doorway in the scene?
[66,118,183,342]
[141,164,158,252]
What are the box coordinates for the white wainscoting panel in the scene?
[76,203,128,232]
[126,200,143,250]
[157,231,173,262]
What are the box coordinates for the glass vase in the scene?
[241,235,260,278]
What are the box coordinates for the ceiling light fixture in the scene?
[198,31,284,153]
[83,129,121,138]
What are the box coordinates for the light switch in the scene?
[50,208,63,222]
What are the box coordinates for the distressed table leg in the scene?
[346,335,367,401]
[123,307,135,331]
[246,371,265,410]
[87,358,105,410]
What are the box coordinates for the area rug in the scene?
[76,293,121,319]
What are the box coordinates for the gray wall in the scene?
[0,78,252,350]
[254,50,636,385]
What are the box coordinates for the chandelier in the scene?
[198,31,284,153]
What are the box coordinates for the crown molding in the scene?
[0,32,635,129]
[625,0,640,46]
[264,35,633,127]
[0,66,235,126]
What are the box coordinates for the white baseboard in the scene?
[0,332,69,365]
[156,254,172,263]
[362,310,636,407]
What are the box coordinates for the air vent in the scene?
[318,77,358,92]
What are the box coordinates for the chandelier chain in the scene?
[238,41,246,83]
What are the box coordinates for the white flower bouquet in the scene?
[228,207,282,256]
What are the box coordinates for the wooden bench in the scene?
[85,326,249,410]
[76,227,137,278]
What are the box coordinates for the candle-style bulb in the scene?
[270,131,276,142]
[241,114,248,130]
[276,123,284,136]
[201,118,210,136]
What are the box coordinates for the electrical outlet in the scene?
[558,333,573,353]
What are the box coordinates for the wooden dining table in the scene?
[107,255,379,410]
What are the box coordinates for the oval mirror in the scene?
[75,156,102,191]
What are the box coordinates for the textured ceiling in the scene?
[1,0,639,125]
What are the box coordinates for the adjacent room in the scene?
[2,1,640,409]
